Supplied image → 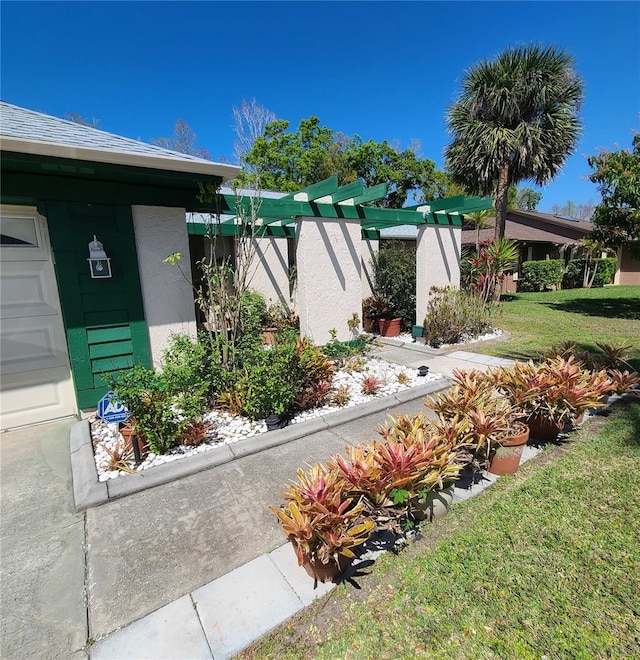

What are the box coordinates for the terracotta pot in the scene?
[527,414,563,442]
[119,426,148,460]
[488,424,530,475]
[262,328,278,346]
[363,316,377,333]
[378,317,402,337]
[411,485,455,522]
[292,544,351,583]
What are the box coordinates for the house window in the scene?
[0,215,39,247]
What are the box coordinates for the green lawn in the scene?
[476,285,640,371]
[242,400,640,659]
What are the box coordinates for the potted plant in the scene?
[376,411,466,521]
[269,464,374,583]
[424,375,530,475]
[487,357,613,441]
[361,294,393,334]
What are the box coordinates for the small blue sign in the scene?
[97,391,131,424]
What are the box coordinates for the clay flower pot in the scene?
[301,553,351,583]
[488,424,530,475]
[119,425,148,462]
[378,317,402,337]
[363,316,377,333]
[527,414,564,442]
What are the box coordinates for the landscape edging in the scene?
[70,379,449,511]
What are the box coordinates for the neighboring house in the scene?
[461,210,594,292]
[383,208,640,291]
[462,209,593,259]
[0,101,239,430]
[462,209,640,289]
[614,243,640,285]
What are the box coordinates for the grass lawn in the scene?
[241,399,640,659]
[475,285,640,371]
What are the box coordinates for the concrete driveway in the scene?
[0,418,87,659]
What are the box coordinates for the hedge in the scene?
[562,258,617,289]
[519,260,565,292]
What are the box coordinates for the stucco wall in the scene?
[132,205,196,367]
[416,224,461,326]
[615,245,640,286]
[296,217,362,343]
[361,237,379,300]
[249,236,292,310]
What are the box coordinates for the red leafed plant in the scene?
[361,375,382,396]
[270,463,374,568]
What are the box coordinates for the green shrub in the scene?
[239,289,268,335]
[161,334,213,417]
[372,241,416,327]
[241,337,298,420]
[106,365,186,455]
[518,260,565,292]
[423,287,493,345]
[562,258,617,289]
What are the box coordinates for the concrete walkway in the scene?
[0,418,87,659]
[1,344,519,659]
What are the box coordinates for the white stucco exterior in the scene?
[249,236,293,310]
[132,205,197,367]
[296,217,362,343]
[361,237,379,300]
[416,224,461,326]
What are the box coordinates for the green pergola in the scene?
[187,176,493,239]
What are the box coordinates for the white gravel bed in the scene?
[90,357,443,482]
[386,328,503,347]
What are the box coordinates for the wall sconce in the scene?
[87,235,112,279]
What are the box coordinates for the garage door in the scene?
[0,206,77,430]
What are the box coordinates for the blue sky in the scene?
[2,1,638,210]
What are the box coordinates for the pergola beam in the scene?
[282,176,340,202]
[214,188,491,233]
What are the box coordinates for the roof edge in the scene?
[0,136,240,180]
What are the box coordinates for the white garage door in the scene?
[0,206,77,430]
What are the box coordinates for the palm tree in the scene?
[445,45,583,239]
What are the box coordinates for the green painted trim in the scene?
[281,176,339,201]
[349,183,387,205]
[255,225,296,238]
[44,200,151,409]
[89,339,134,359]
[1,168,217,210]
[327,180,364,203]
[87,326,132,343]
[361,229,380,240]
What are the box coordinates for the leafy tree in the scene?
[153,119,210,159]
[588,134,640,248]
[516,187,543,211]
[444,44,583,239]
[238,115,444,207]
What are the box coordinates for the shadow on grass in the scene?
[541,297,640,320]
[613,397,640,447]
